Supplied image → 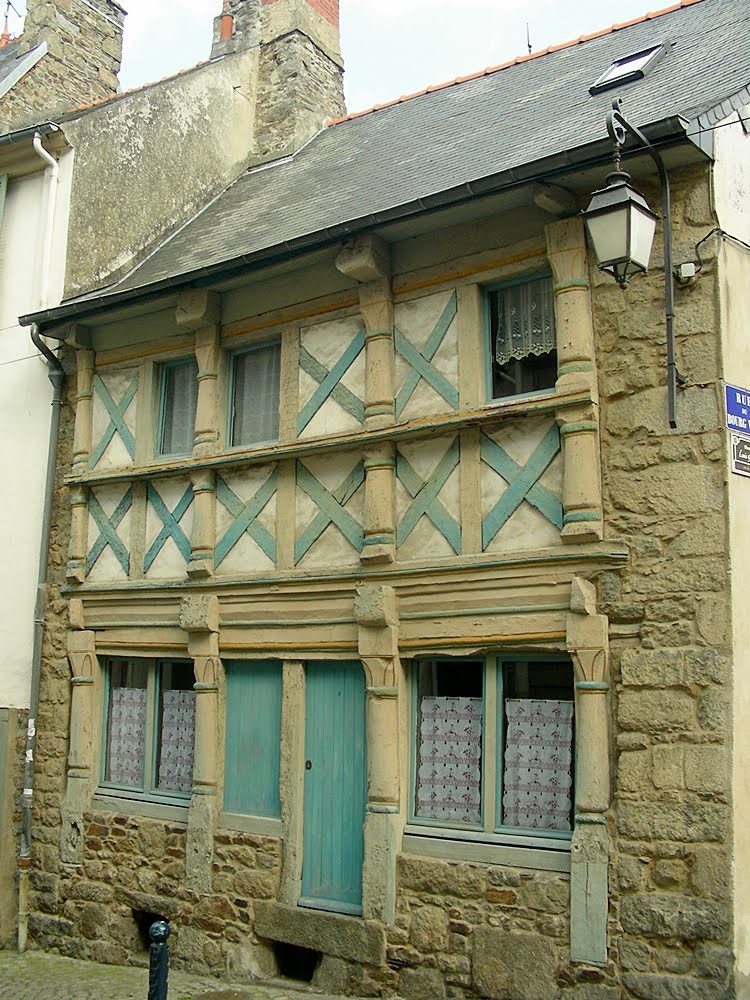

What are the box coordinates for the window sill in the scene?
[219,812,282,837]
[92,792,189,824]
[402,828,571,874]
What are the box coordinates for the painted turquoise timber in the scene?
[223,660,282,817]
[396,436,461,554]
[143,483,193,572]
[89,373,137,467]
[300,661,366,914]
[294,459,365,564]
[215,470,277,567]
[395,290,459,418]
[86,487,132,576]
[297,328,365,435]
[480,424,563,549]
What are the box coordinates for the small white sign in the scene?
[731,434,750,478]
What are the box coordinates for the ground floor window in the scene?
[412,655,574,843]
[102,657,195,801]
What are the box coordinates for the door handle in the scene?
[305,759,312,770]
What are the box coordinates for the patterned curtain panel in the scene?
[494,277,555,365]
[502,699,573,831]
[158,689,196,793]
[108,687,147,787]
[416,696,482,824]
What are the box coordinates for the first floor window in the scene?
[413,656,574,840]
[487,275,557,399]
[158,357,198,456]
[230,340,281,448]
[103,657,196,799]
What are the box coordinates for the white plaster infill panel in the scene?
[481,417,563,553]
[144,477,194,580]
[295,451,365,569]
[297,316,365,440]
[215,464,277,575]
[86,483,133,582]
[394,289,459,422]
[90,368,138,470]
[396,434,461,561]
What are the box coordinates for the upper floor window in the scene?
[158,357,198,456]
[487,275,557,399]
[102,657,195,801]
[412,656,574,845]
[229,340,281,448]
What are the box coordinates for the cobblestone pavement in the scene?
[0,950,364,1000]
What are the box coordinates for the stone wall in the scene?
[596,163,735,998]
[0,0,124,131]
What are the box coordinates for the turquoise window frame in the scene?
[223,659,283,818]
[156,356,198,457]
[226,338,282,450]
[409,654,574,847]
[100,656,195,806]
[483,271,558,403]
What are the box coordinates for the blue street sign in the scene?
[725,383,750,435]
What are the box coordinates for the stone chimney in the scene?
[1,0,125,129]
[211,0,345,160]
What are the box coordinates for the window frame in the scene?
[99,656,196,807]
[589,44,666,95]
[226,338,282,451]
[408,653,575,853]
[156,356,199,458]
[483,271,558,403]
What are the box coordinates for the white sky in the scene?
[11,0,666,114]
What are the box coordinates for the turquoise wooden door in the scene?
[300,661,367,914]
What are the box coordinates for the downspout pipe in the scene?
[18,327,64,952]
[31,132,59,310]
[17,127,64,954]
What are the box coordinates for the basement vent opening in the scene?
[271,941,321,982]
[132,909,168,952]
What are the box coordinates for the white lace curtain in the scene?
[416,696,482,824]
[232,343,281,446]
[494,277,555,365]
[158,689,196,793]
[502,699,573,832]
[108,687,147,787]
[161,359,198,455]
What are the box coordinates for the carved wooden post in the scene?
[546,218,603,542]
[60,623,97,863]
[71,349,95,476]
[180,595,222,892]
[67,485,89,584]
[337,236,396,564]
[566,577,610,966]
[188,468,216,579]
[174,289,221,458]
[355,584,401,925]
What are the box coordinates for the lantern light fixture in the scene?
[583,99,684,428]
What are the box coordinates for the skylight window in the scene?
[590,44,666,94]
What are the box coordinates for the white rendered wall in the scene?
[0,150,72,709]
[713,115,750,996]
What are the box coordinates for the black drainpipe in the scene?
[18,325,65,952]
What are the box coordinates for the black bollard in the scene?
[148,920,171,1000]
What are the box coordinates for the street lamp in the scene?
[583,98,683,428]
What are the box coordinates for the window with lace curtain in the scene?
[157,357,198,456]
[102,657,196,802]
[486,274,557,399]
[410,656,574,849]
[229,340,281,447]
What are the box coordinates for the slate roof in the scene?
[30,0,750,321]
[0,40,47,101]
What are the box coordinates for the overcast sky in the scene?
[12,0,665,114]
